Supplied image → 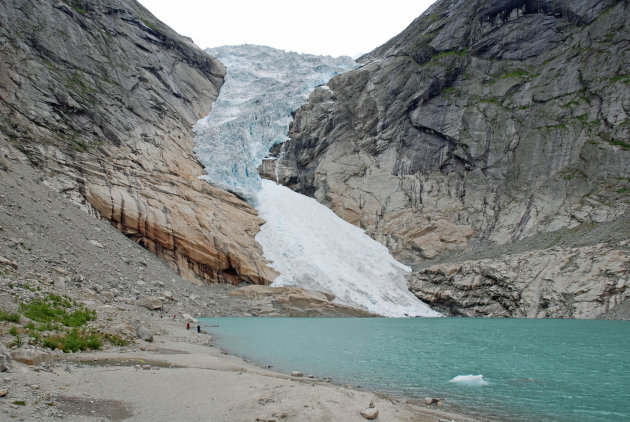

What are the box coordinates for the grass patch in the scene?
[20,293,95,328]
[609,139,630,150]
[14,294,127,351]
[42,328,102,353]
[0,310,20,323]
[141,19,158,31]
[12,401,26,406]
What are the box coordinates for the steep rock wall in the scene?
[265,0,630,317]
[0,0,277,285]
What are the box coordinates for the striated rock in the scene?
[228,286,378,317]
[410,243,630,318]
[0,0,276,286]
[266,0,630,317]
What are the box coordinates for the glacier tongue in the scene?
[193,45,356,203]
[193,44,439,317]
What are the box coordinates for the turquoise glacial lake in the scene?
[199,318,630,421]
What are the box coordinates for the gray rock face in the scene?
[266,0,630,317]
[0,0,276,285]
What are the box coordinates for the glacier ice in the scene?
[193,44,440,317]
[256,180,441,317]
[193,44,356,203]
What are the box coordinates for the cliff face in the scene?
[266,0,630,317]
[0,0,277,285]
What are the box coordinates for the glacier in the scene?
[193,45,356,203]
[193,44,439,317]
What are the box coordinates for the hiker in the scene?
[197,324,201,333]
[186,322,190,330]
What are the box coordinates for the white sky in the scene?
[137,0,435,58]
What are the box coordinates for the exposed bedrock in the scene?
[263,0,630,317]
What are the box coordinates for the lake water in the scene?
[199,317,630,421]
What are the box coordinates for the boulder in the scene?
[53,276,66,290]
[0,348,11,372]
[10,349,51,366]
[136,325,154,342]
[181,313,198,323]
[291,371,303,377]
[136,297,163,311]
[360,407,379,419]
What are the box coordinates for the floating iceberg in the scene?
[450,375,489,386]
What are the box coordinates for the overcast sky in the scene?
[138,0,435,58]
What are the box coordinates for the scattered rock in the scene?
[291,371,303,377]
[0,256,17,269]
[0,389,7,397]
[161,290,174,301]
[257,397,275,405]
[360,407,379,419]
[10,349,51,366]
[136,297,163,310]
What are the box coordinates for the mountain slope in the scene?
[0,0,276,285]
[267,0,630,317]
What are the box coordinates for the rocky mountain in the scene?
[0,0,276,285]
[265,0,630,317]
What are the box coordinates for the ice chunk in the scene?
[450,375,489,386]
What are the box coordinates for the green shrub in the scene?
[43,329,102,353]
[20,294,95,328]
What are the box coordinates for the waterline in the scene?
[200,317,630,422]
